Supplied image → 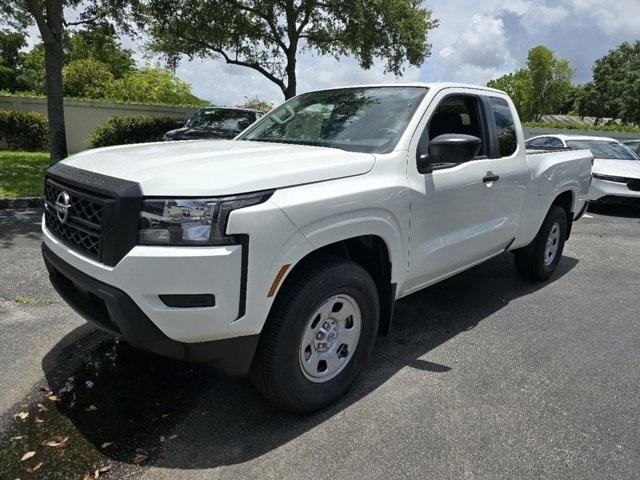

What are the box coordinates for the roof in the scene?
[299,82,507,96]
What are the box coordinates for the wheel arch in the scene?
[271,234,397,337]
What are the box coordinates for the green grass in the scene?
[0,151,50,198]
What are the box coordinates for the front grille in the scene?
[627,179,640,192]
[44,179,110,260]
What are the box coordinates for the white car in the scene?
[42,83,592,412]
[526,134,640,204]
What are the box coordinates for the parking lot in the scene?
[0,205,639,480]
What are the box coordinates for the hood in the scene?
[62,140,376,196]
[592,159,640,179]
[165,127,233,140]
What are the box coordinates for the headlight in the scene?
[138,191,272,245]
[592,173,629,183]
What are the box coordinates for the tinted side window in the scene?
[489,97,517,156]
[528,137,548,147]
[428,95,486,157]
[546,137,564,148]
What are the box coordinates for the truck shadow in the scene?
[2,253,577,476]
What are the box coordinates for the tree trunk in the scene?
[284,54,297,99]
[43,37,67,162]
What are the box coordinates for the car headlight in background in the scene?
[138,191,273,245]
[592,173,629,183]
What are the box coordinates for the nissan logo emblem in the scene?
[54,191,71,224]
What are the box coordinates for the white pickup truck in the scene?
[42,83,593,412]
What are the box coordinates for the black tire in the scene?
[250,255,379,413]
[513,205,568,281]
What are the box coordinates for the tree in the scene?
[107,67,207,105]
[527,45,574,120]
[16,43,46,93]
[67,25,135,78]
[0,1,138,162]
[63,58,114,98]
[0,31,27,91]
[579,41,640,125]
[487,45,574,121]
[143,0,438,99]
[238,97,272,112]
[1,1,72,161]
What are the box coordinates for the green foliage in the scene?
[88,115,186,148]
[0,110,48,151]
[67,26,135,78]
[0,31,27,91]
[488,46,574,121]
[0,150,50,198]
[16,44,45,93]
[106,68,207,106]
[237,97,272,113]
[63,58,114,98]
[144,0,438,98]
[523,121,640,134]
[577,41,640,125]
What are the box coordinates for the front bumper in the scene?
[42,243,258,374]
[589,178,640,203]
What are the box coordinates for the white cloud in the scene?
[568,0,640,36]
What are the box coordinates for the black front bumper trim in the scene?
[42,242,258,375]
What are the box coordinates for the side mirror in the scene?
[417,134,482,174]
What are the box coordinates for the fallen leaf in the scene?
[10,435,23,441]
[43,436,69,448]
[14,411,29,421]
[20,451,36,461]
[26,462,43,473]
[47,394,61,402]
[168,434,178,440]
[131,453,148,464]
[82,473,93,480]
[94,464,112,478]
[85,405,98,411]
[100,442,113,449]
[37,403,48,412]
[201,411,209,416]
[35,416,44,423]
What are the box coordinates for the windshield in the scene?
[566,140,639,160]
[238,87,428,153]
[188,109,256,132]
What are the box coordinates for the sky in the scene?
[27,0,640,107]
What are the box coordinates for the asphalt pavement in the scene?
[0,205,639,479]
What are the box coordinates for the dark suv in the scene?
[163,107,263,141]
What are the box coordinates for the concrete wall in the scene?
[0,95,198,154]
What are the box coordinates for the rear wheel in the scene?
[513,205,568,281]
[250,256,379,413]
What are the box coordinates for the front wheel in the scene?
[250,256,379,413]
[513,205,568,281]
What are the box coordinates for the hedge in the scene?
[0,110,49,151]
[523,121,640,134]
[88,116,185,148]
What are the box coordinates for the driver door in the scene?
[404,89,511,292]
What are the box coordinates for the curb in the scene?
[0,196,43,210]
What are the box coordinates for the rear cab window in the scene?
[488,97,517,157]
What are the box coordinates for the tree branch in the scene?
[214,47,287,93]
[24,0,53,43]
[220,0,288,52]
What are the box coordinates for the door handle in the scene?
[483,174,500,183]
